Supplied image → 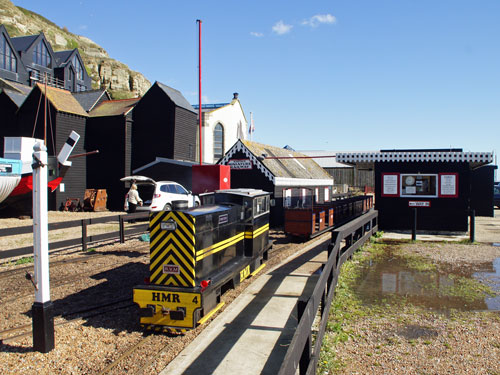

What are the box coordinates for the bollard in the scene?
[411,208,417,241]
[469,209,475,243]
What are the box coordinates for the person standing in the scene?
[126,184,143,214]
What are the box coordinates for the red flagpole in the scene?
[197,19,202,165]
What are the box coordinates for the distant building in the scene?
[192,93,247,164]
[0,24,92,92]
[300,150,375,191]
[219,140,333,227]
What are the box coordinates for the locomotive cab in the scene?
[133,188,271,332]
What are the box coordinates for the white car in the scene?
[121,175,200,212]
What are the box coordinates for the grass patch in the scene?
[16,256,34,265]
[318,242,386,373]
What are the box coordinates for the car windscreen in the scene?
[174,184,188,194]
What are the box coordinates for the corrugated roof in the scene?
[156,81,196,113]
[1,88,28,107]
[221,140,332,181]
[73,89,109,112]
[89,98,140,117]
[300,150,357,169]
[34,83,88,117]
[10,34,39,52]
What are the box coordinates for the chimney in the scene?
[233,92,239,100]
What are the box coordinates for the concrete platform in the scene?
[161,235,330,375]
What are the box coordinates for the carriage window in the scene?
[253,196,269,217]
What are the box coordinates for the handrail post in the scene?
[297,300,311,375]
[469,209,475,243]
[411,208,417,241]
[119,215,125,243]
[81,219,88,252]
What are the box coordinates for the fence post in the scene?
[119,215,125,243]
[469,209,475,243]
[297,300,311,375]
[411,208,417,241]
[81,219,87,252]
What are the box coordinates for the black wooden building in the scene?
[86,98,139,210]
[131,81,198,170]
[337,150,495,232]
[219,140,334,227]
[16,83,88,210]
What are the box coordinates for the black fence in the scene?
[278,210,378,375]
[0,212,150,260]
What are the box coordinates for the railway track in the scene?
[0,255,149,304]
[0,298,134,344]
[0,252,107,280]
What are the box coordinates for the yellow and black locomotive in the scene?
[133,188,271,331]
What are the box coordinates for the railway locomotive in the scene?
[133,188,271,332]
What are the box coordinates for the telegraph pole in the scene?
[31,141,54,353]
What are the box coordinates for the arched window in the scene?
[0,34,17,72]
[33,40,51,67]
[213,123,224,160]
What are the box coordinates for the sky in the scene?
[13,0,500,163]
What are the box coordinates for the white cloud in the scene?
[79,24,88,30]
[250,31,264,37]
[302,14,336,28]
[272,20,293,35]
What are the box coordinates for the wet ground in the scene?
[354,246,500,312]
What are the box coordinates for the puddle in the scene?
[473,258,500,310]
[354,249,499,311]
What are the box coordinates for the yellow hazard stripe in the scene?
[196,232,245,261]
[244,224,269,239]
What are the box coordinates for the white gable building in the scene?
[193,93,247,164]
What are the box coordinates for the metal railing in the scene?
[278,210,378,375]
[0,212,149,260]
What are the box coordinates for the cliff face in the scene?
[0,0,151,98]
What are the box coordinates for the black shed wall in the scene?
[131,85,175,170]
[173,107,197,162]
[470,165,496,217]
[375,162,470,232]
[86,115,130,210]
[52,112,87,210]
[0,94,19,154]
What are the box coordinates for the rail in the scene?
[0,212,150,260]
[278,209,379,375]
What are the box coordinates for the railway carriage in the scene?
[133,188,271,332]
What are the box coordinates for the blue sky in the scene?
[13,0,500,163]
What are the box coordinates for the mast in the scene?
[44,72,47,146]
[197,19,202,165]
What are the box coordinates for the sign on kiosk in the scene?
[409,201,431,207]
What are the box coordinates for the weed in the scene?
[16,256,34,265]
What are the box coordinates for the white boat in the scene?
[0,157,22,204]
